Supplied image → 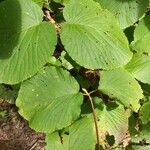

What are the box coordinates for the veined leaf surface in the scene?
[0,0,57,84]
[46,117,96,150]
[61,0,132,70]
[16,66,83,133]
[95,0,149,29]
[99,68,143,112]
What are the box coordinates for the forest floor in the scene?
[0,100,45,150]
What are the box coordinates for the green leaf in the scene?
[127,16,150,84]
[96,102,129,144]
[129,118,150,144]
[60,0,132,70]
[52,0,62,3]
[0,84,19,104]
[0,0,57,84]
[129,145,150,150]
[45,117,96,150]
[140,83,150,102]
[95,0,149,29]
[52,0,69,4]
[126,53,150,84]
[134,124,150,143]
[128,115,139,141]
[99,68,143,112]
[131,15,150,55]
[128,115,150,149]
[32,0,44,6]
[140,102,150,124]
[16,66,83,133]
[58,52,74,70]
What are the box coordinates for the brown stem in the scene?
[82,88,100,150]
[43,9,61,33]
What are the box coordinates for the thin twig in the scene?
[89,89,98,95]
[29,139,38,150]
[44,10,55,23]
[82,88,100,150]
[43,9,61,33]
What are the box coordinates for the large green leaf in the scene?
[126,53,150,84]
[95,100,129,144]
[16,66,83,133]
[0,0,57,84]
[127,16,150,84]
[45,117,96,150]
[99,68,143,112]
[60,0,132,70]
[131,15,150,55]
[95,0,149,29]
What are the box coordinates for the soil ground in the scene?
[0,100,45,150]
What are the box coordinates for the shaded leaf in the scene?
[128,145,150,150]
[130,123,150,144]
[0,84,19,103]
[0,0,57,84]
[124,26,135,44]
[45,117,96,150]
[129,115,150,146]
[127,15,150,84]
[96,101,129,144]
[140,102,150,124]
[95,0,149,29]
[126,53,150,84]
[140,83,150,102]
[132,15,150,55]
[99,68,143,112]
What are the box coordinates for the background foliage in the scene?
[0,0,150,149]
